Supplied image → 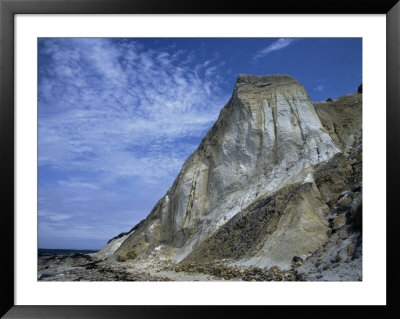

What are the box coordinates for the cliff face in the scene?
[98,74,362,274]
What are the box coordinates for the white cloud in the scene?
[253,38,295,60]
[314,84,325,91]
[58,179,100,190]
[39,211,73,222]
[39,38,229,184]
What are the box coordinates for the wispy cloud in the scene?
[39,211,73,222]
[39,39,228,180]
[313,78,328,93]
[253,38,295,60]
[58,179,100,190]
[38,38,230,246]
[314,84,325,92]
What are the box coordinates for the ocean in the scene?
[38,248,99,257]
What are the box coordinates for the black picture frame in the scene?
[1,0,399,318]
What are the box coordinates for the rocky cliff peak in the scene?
[236,73,299,85]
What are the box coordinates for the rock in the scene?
[340,196,352,206]
[292,256,304,268]
[292,256,303,264]
[352,183,362,193]
[348,199,362,229]
[347,244,354,257]
[335,255,342,262]
[332,215,346,230]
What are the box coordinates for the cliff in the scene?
[97,74,362,278]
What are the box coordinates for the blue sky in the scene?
[38,38,362,249]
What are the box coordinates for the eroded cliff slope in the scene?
[98,74,362,277]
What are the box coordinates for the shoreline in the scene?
[37,254,303,282]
